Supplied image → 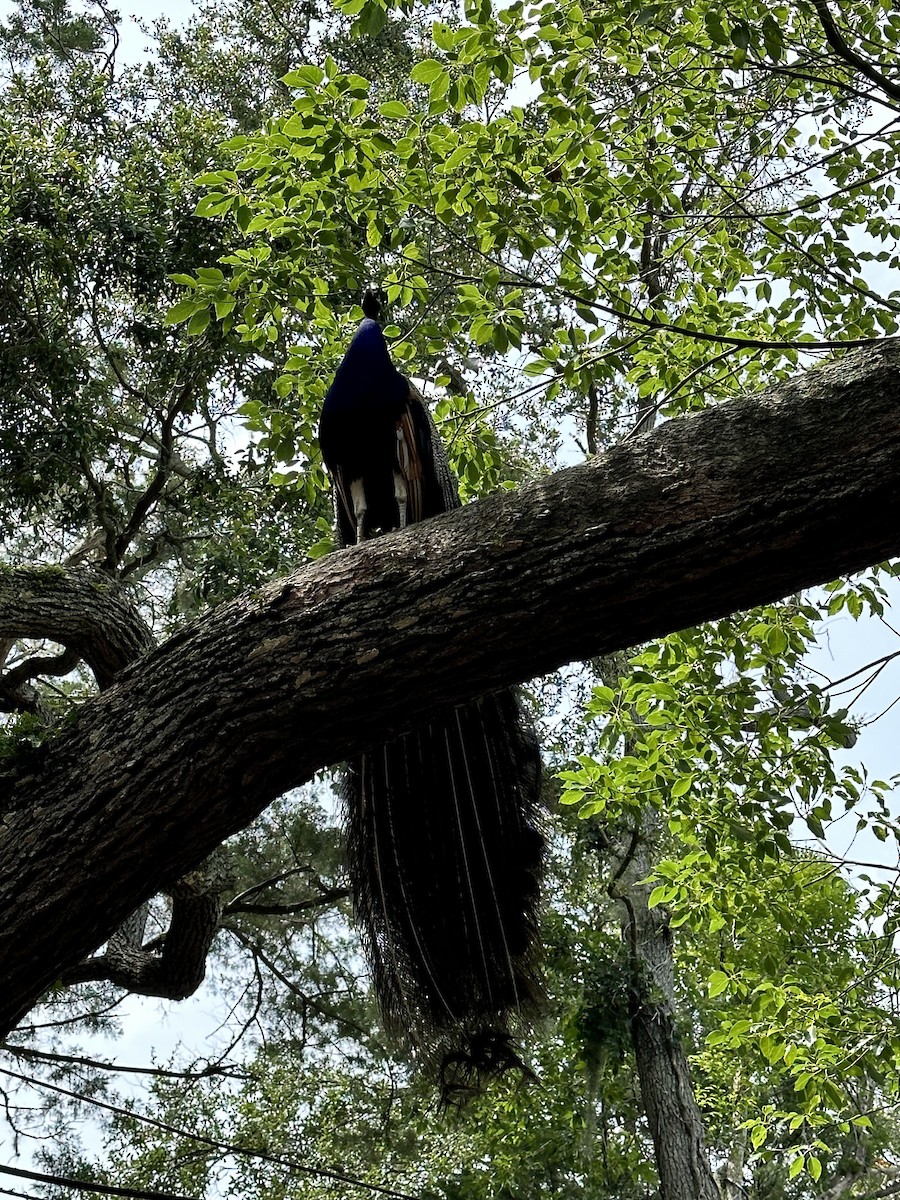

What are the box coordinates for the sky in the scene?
[0,0,193,61]
[806,580,900,849]
[114,0,191,60]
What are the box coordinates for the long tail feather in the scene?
[344,693,544,1101]
[320,301,545,1100]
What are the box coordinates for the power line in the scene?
[0,1068,418,1200]
[0,1164,192,1200]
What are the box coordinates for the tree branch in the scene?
[809,0,900,102]
[2,646,81,692]
[0,1041,249,1081]
[224,887,350,916]
[0,566,154,689]
[59,857,231,1000]
[1,344,900,1034]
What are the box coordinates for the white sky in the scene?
[115,0,193,61]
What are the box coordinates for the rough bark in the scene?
[0,565,155,689]
[58,855,231,999]
[1,343,899,1034]
[610,817,720,1200]
[718,1132,748,1200]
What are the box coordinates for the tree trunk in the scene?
[1,343,900,1034]
[608,809,720,1200]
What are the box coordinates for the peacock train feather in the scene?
[319,293,545,1103]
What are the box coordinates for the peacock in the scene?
[318,293,545,1103]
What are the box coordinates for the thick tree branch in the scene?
[59,857,231,999]
[2,645,81,692]
[1,343,900,1034]
[0,644,81,717]
[0,566,154,689]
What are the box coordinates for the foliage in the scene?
[560,594,900,1180]
[174,0,900,466]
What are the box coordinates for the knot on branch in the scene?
[59,853,234,1001]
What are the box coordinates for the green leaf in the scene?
[635,4,661,25]
[432,21,456,50]
[165,299,198,325]
[704,10,728,44]
[195,193,231,217]
[187,309,211,336]
[708,971,728,998]
[766,626,788,654]
[282,65,325,87]
[762,13,784,60]
[379,100,410,119]
[358,2,386,36]
[411,58,445,84]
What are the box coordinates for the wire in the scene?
[0,1165,191,1200]
[0,1068,418,1200]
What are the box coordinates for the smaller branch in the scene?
[854,1177,900,1200]
[114,396,182,563]
[120,534,173,581]
[810,0,900,102]
[624,348,740,440]
[1,646,80,692]
[224,925,372,1040]
[90,289,146,404]
[420,255,900,352]
[224,886,350,916]
[198,396,227,469]
[14,996,128,1035]
[586,383,599,456]
[0,1043,249,1082]
[606,822,643,894]
[59,859,230,1000]
[817,854,900,872]
[78,454,119,570]
[0,1184,47,1200]
[819,649,900,693]
[226,867,311,908]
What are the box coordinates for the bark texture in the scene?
[0,566,154,689]
[610,820,720,1200]
[1,343,900,1034]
